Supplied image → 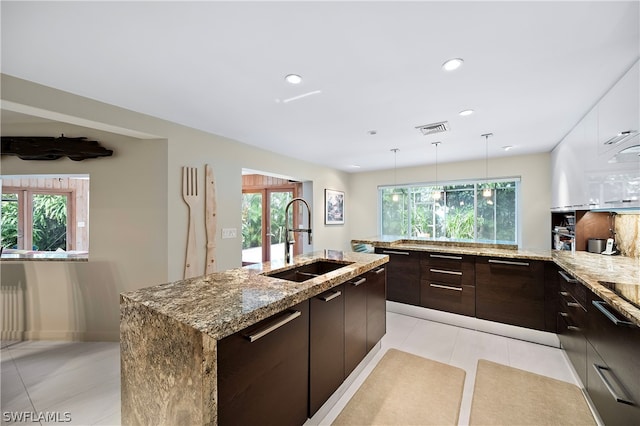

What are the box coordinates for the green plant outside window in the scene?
[380,180,518,244]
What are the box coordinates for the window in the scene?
[1,175,89,253]
[380,179,519,245]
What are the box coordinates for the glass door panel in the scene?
[268,191,292,262]
[241,192,263,265]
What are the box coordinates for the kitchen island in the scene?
[120,250,388,426]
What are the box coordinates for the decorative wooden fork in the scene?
[182,166,200,278]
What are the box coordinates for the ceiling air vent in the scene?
[416,121,450,136]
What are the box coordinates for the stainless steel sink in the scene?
[263,260,354,282]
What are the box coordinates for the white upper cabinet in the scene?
[552,60,640,210]
[597,61,639,159]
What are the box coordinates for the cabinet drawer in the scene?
[422,252,475,287]
[557,312,587,386]
[587,293,640,411]
[559,288,587,326]
[587,342,640,425]
[558,269,587,307]
[420,281,475,317]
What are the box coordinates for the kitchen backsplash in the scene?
[615,214,640,258]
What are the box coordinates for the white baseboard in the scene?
[387,301,561,348]
[22,330,119,342]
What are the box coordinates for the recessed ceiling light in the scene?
[285,74,302,84]
[442,58,464,71]
[350,164,361,169]
[502,145,513,151]
[368,130,377,135]
[459,109,474,116]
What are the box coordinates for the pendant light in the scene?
[432,142,442,200]
[481,133,493,197]
[391,148,400,202]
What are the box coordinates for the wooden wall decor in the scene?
[1,135,113,161]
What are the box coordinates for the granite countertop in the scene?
[553,251,640,326]
[120,250,388,340]
[352,236,552,261]
[353,236,640,325]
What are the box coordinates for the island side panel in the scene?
[121,295,216,425]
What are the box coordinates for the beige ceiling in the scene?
[1,1,639,172]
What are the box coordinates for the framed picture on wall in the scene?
[324,189,345,225]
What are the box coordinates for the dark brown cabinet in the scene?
[476,256,545,330]
[344,266,387,377]
[344,276,368,377]
[217,300,310,426]
[309,284,345,416]
[375,248,420,305]
[557,269,588,386]
[585,293,640,425]
[366,266,387,352]
[420,252,475,316]
[543,262,560,333]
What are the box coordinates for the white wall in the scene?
[348,153,552,250]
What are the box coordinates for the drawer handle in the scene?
[374,267,385,275]
[430,268,463,276]
[559,312,569,317]
[320,290,342,302]
[558,270,578,283]
[592,301,635,327]
[246,310,301,343]
[593,364,635,405]
[351,278,367,287]
[488,259,530,267]
[560,291,570,297]
[567,302,582,308]
[567,325,581,331]
[430,254,462,260]
[430,283,463,292]
[382,250,410,255]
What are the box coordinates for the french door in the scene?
[242,188,297,265]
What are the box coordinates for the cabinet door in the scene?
[218,301,310,426]
[551,122,592,209]
[475,257,545,330]
[366,266,387,352]
[375,248,420,305]
[309,284,345,416]
[586,293,640,424]
[543,262,559,333]
[344,276,368,377]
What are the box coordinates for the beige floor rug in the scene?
[332,349,466,426]
[469,359,596,426]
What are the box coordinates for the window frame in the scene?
[2,186,75,251]
[378,177,520,245]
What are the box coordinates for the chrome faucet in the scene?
[284,198,312,263]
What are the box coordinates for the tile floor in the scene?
[1,312,579,425]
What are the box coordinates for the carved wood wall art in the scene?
[1,135,113,161]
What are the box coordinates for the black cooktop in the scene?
[599,281,640,310]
